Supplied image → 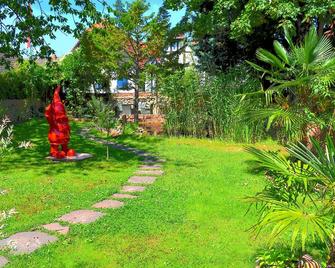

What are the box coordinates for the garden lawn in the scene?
[1,119,280,267]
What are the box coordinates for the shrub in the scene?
[0,61,59,101]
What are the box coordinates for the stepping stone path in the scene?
[112,193,137,199]
[0,129,165,266]
[139,165,162,170]
[0,256,8,267]
[42,223,69,235]
[135,170,164,176]
[59,210,105,224]
[122,185,146,193]
[92,200,124,209]
[128,176,156,184]
[143,158,165,164]
[0,189,8,196]
[0,231,57,254]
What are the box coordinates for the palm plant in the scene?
[246,136,335,265]
[246,27,335,142]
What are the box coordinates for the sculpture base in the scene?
[46,153,93,162]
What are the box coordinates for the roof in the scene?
[0,54,18,72]
[112,92,155,100]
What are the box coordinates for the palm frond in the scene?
[246,60,272,74]
[256,48,285,70]
[287,136,335,184]
[273,40,289,64]
[254,203,333,251]
[244,107,307,140]
[283,26,295,49]
[303,27,319,66]
[314,35,335,65]
[245,146,315,187]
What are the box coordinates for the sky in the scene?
[34,0,185,57]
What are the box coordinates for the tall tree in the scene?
[0,0,105,61]
[81,0,170,122]
[164,0,335,72]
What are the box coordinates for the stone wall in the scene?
[0,99,45,122]
[124,114,165,135]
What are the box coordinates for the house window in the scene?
[94,83,103,90]
[117,78,128,89]
[171,42,179,51]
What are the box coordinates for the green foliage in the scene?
[246,136,335,262]
[88,97,117,159]
[0,0,103,59]
[60,49,101,117]
[160,65,265,142]
[0,116,13,157]
[246,27,335,142]
[165,0,335,72]
[256,248,297,268]
[0,61,59,100]
[166,0,334,41]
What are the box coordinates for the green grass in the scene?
[0,119,280,267]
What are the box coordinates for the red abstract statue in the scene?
[45,85,76,159]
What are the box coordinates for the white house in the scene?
[71,34,197,115]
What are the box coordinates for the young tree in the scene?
[81,0,170,122]
[88,97,117,160]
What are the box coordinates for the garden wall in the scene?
[0,99,45,122]
[124,114,165,135]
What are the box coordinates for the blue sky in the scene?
[34,0,185,57]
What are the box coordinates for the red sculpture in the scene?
[45,85,76,159]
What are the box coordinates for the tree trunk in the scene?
[317,17,325,36]
[106,129,109,160]
[134,85,139,123]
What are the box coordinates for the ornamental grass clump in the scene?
[159,65,265,142]
[0,116,13,157]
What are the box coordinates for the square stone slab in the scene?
[121,185,146,193]
[128,176,157,184]
[42,222,69,235]
[0,231,57,254]
[58,210,105,224]
[137,152,151,157]
[135,170,163,176]
[92,200,124,209]
[139,165,162,170]
[46,153,92,162]
[142,159,160,164]
[0,256,8,267]
[112,193,137,199]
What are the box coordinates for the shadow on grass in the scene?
[0,119,144,176]
[243,159,267,176]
